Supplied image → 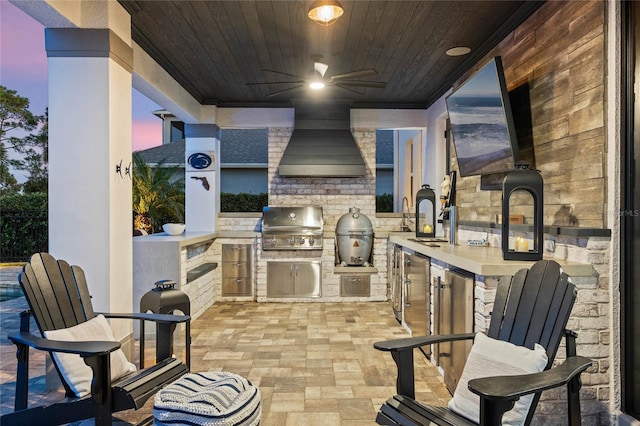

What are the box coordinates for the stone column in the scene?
[185,124,220,232]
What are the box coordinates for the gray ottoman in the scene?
[153,372,261,426]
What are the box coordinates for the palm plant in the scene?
[132,153,184,233]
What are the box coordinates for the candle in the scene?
[515,237,529,252]
[423,224,433,233]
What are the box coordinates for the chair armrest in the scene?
[8,332,120,357]
[103,312,192,370]
[98,312,190,324]
[374,333,475,352]
[373,333,476,399]
[468,355,593,400]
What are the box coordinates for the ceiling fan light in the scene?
[309,81,325,90]
[308,1,344,26]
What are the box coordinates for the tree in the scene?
[0,86,44,194]
[21,109,48,193]
[132,153,185,233]
[0,159,20,195]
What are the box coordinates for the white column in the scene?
[185,124,220,232]
[46,28,133,320]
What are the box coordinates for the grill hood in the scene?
[278,103,366,178]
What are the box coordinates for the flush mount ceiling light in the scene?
[309,81,326,90]
[308,0,344,26]
[446,46,472,57]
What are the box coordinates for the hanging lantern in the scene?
[502,163,543,260]
[416,184,436,237]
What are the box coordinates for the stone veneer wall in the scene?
[457,225,610,425]
[180,242,216,319]
[452,0,619,418]
[447,3,612,422]
[452,0,606,230]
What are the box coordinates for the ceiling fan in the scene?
[247,57,387,98]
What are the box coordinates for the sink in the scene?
[408,238,448,243]
[407,238,448,247]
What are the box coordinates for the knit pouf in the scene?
[153,372,261,426]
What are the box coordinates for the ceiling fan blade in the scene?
[333,80,387,88]
[330,69,378,81]
[333,83,365,95]
[266,84,305,98]
[314,62,329,77]
[262,69,306,80]
[247,80,305,86]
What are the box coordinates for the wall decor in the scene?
[191,176,210,191]
[187,152,215,172]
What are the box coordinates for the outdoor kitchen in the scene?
[82,0,609,423]
[2,0,631,424]
[133,104,405,309]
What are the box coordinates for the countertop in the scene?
[133,231,260,247]
[388,234,594,277]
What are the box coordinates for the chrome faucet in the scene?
[401,196,413,232]
[444,205,458,245]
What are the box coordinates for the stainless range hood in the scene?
[278,103,366,178]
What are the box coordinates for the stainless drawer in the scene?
[222,261,251,278]
[222,277,252,296]
[222,244,253,297]
[340,275,370,297]
[222,244,251,262]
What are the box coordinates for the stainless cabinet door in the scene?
[440,269,474,393]
[404,253,429,337]
[294,261,322,297]
[266,261,321,297]
[267,262,295,297]
[436,272,453,377]
[391,245,403,320]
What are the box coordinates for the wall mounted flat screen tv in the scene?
[446,56,519,177]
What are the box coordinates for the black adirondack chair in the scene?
[374,259,592,425]
[2,252,190,426]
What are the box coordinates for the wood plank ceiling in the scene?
[119,0,544,108]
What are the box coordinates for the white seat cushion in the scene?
[153,372,261,426]
[448,332,548,426]
[44,314,137,397]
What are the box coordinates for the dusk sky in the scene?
[0,1,163,161]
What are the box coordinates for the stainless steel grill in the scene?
[261,206,323,250]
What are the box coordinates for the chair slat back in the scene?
[487,260,576,364]
[71,265,95,319]
[18,252,95,334]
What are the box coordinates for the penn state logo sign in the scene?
[187,152,213,170]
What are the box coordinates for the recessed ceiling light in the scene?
[446,47,471,57]
[310,81,325,90]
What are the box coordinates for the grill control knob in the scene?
[309,237,315,246]
[289,236,296,245]
[298,237,306,245]
[270,237,277,246]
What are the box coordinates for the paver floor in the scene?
[0,267,450,425]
